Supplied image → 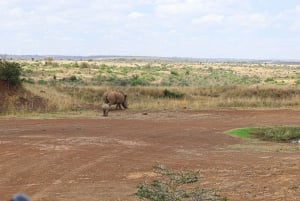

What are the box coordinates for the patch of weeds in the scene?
[135,164,227,201]
[61,75,83,83]
[250,126,300,143]
[63,63,72,68]
[265,77,274,82]
[227,126,300,143]
[37,79,47,85]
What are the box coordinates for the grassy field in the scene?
[2,58,300,114]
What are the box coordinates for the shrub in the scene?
[61,75,82,83]
[170,69,179,76]
[135,164,227,201]
[131,75,148,86]
[265,77,274,82]
[0,60,22,86]
[79,62,90,68]
[69,75,78,82]
[163,89,184,99]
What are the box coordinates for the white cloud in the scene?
[296,5,300,13]
[128,11,145,19]
[276,4,300,32]
[9,7,23,18]
[46,16,68,25]
[154,0,247,17]
[228,13,270,29]
[191,14,224,25]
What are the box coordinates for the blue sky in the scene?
[1,0,300,59]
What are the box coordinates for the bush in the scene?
[163,89,184,98]
[79,62,90,68]
[131,75,149,86]
[0,60,22,86]
[60,75,83,84]
[135,164,227,201]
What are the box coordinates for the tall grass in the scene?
[23,83,79,112]
[20,84,300,113]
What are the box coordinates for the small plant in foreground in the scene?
[135,164,227,201]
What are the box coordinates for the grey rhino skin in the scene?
[103,90,128,110]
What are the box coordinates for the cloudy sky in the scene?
[1,0,300,59]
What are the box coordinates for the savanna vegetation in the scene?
[228,126,300,143]
[135,164,227,201]
[2,58,300,115]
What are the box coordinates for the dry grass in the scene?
[2,59,300,115]
[21,84,300,113]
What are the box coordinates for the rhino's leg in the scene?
[121,103,127,109]
[104,109,109,116]
[116,103,121,110]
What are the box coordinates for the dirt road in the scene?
[0,109,300,201]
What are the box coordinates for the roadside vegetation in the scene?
[0,60,22,86]
[227,126,300,143]
[135,164,227,201]
[2,58,300,115]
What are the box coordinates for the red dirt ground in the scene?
[0,109,300,201]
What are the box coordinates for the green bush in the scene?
[170,69,179,76]
[135,164,227,201]
[131,75,149,86]
[0,60,22,86]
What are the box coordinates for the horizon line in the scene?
[1,53,300,62]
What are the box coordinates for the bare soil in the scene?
[0,109,300,201]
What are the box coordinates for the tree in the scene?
[135,164,227,201]
[0,60,22,86]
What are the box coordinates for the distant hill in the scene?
[1,54,300,64]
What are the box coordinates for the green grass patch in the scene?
[226,126,300,143]
[251,126,300,142]
[226,127,256,138]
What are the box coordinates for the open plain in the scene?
[0,109,300,201]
